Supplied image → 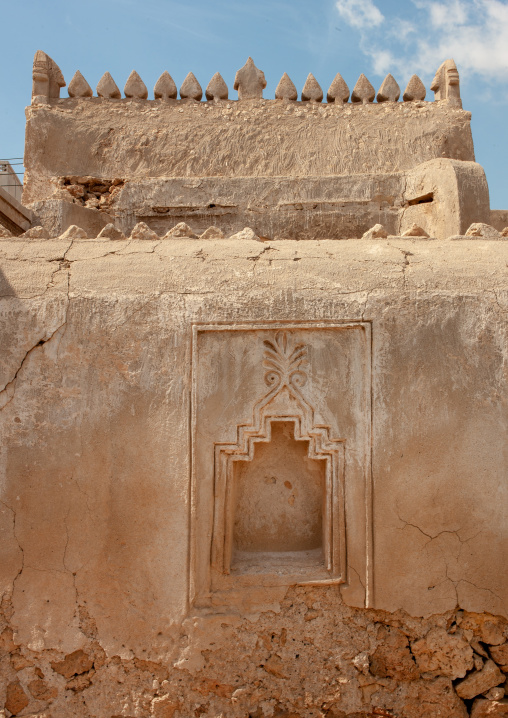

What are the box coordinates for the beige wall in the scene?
[23,98,475,204]
[1,238,506,648]
[1,236,507,717]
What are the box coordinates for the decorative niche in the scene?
[191,322,372,608]
[232,420,327,570]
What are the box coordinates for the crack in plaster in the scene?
[397,514,484,551]
[246,245,279,261]
[0,498,25,594]
[348,564,366,592]
[397,514,505,611]
[0,323,65,411]
[387,244,414,288]
[0,258,72,410]
[455,579,505,606]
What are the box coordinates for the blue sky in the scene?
[1,0,507,207]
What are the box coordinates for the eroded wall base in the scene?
[1,588,507,718]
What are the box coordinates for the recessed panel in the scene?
[191,322,372,607]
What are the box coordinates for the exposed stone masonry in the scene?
[58,177,124,212]
[1,588,508,717]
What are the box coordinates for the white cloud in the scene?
[334,0,508,85]
[425,0,470,28]
[335,0,384,29]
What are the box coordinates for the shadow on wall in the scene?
[0,265,15,298]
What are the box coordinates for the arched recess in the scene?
[233,420,325,556]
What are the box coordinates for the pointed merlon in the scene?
[32,50,66,102]
[124,70,148,100]
[206,72,228,101]
[401,223,429,237]
[154,71,177,100]
[234,57,266,100]
[275,73,297,101]
[327,73,349,104]
[351,74,375,104]
[97,72,121,99]
[377,74,400,103]
[180,72,202,101]
[301,74,323,103]
[403,75,426,102]
[68,71,93,98]
[430,59,461,105]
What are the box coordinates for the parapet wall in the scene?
[24,96,475,203]
[24,96,482,239]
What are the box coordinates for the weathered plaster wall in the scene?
[22,98,489,241]
[0,237,507,717]
[23,99,475,204]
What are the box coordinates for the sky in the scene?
[1,0,507,207]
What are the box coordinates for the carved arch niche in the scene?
[191,323,372,608]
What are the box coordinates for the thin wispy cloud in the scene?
[335,0,384,28]
[334,0,508,84]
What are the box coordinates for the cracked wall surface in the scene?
[0,237,507,717]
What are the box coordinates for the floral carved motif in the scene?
[263,332,309,390]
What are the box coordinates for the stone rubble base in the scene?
[1,589,508,718]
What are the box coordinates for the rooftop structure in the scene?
[22,52,503,241]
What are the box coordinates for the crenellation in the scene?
[326,72,350,103]
[205,72,228,102]
[163,221,198,238]
[129,221,159,240]
[67,70,93,98]
[403,74,426,101]
[301,73,323,103]
[153,70,177,100]
[96,223,125,240]
[96,71,121,99]
[431,58,462,105]
[29,53,464,108]
[377,73,401,103]
[179,71,203,101]
[31,50,65,104]
[351,73,376,104]
[275,72,298,101]
[233,56,266,100]
[124,70,148,100]
[10,219,507,242]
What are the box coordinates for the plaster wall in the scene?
[23,99,475,202]
[0,237,507,717]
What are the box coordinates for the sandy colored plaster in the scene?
[1,238,508,300]
[23,100,475,203]
[0,499,24,598]
[0,237,507,716]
